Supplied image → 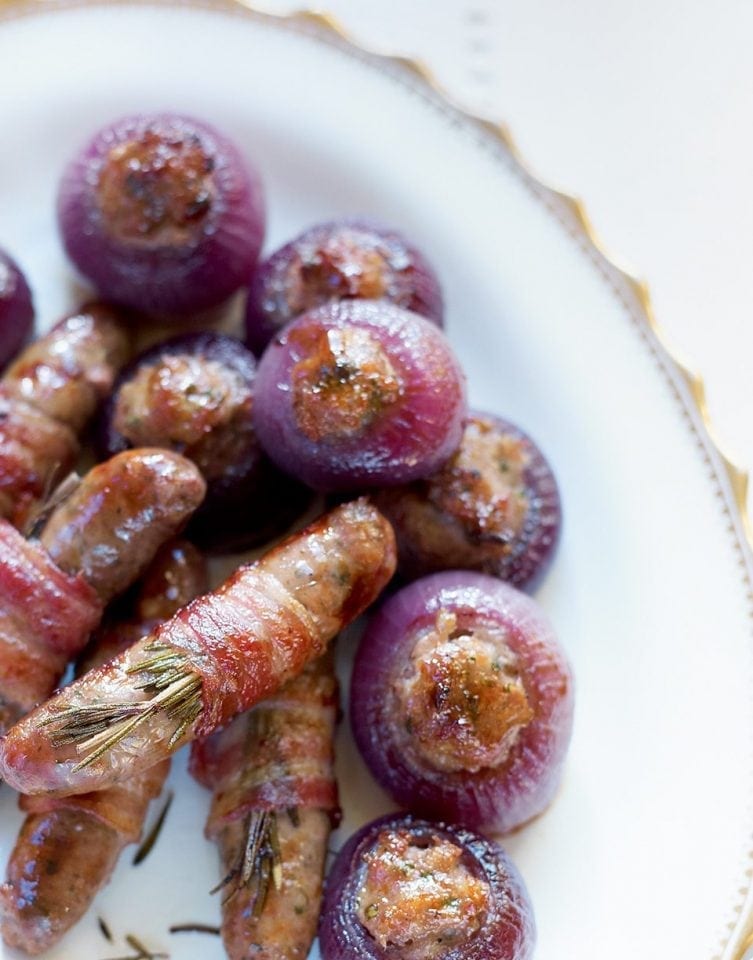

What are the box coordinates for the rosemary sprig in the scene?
[211,810,283,914]
[168,923,220,935]
[41,640,202,770]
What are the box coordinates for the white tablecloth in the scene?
[261,0,753,521]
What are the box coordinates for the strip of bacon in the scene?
[191,652,338,960]
[0,520,101,720]
[0,449,205,731]
[0,499,395,798]
[0,541,207,956]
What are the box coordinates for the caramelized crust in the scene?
[40,448,206,603]
[397,611,533,774]
[357,828,489,960]
[112,353,255,481]
[289,324,401,442]
[0,302,129,528]
[3,303,129,433]
[97,130,215,247]
[375,412,560,587]
[286,233,389,316]
[0,390,78,530]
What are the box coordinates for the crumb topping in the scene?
[289,324,401,443]
[396,610,533,773]
[285,232,389,315]
[97,129,215,246]
[429,417,531,545]
[356,828,489,960]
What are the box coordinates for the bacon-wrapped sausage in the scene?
[0,303,129,529]
[0,540,207,955]
[191,652,339,960]
[0,448,205,730]
[0,499,395,797]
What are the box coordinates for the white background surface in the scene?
[0,3,752,959]
[259,0,753,518]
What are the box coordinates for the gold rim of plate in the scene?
[1,1,752,956]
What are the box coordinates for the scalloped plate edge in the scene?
[1,1,752,955]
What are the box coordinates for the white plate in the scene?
[0,2,752,959]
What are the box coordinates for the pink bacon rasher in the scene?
[1,540,207,955]
[0,448,205,733]
[191,652,339,960]
[0,499,396,798]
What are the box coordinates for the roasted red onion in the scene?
[0,249,33,369]
[96,332,310,552]
[319,813,534,960]
[57,113,265,316]
[350,572,574,834]
[245,218,443,355]
[253,300,466,491]
[374,412,561,590]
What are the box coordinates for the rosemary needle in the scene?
[97,932,168,960]
[211,809,282,915]
[98,916,114,942]
[41,640,202,770]
[126,933,168,959]
[168,923,221,935]
[133,790,174,865]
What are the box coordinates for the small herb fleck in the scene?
[365,903,379,919]
[98,917,113,942]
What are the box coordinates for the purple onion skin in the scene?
[375,412,561,591]
[0,249,33,369]
[57,113,265,316]
[253,300,467,492]
[96,332,310,553]
[245,218,444,355]
[350,572,574,835]
[319,814,535,960]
